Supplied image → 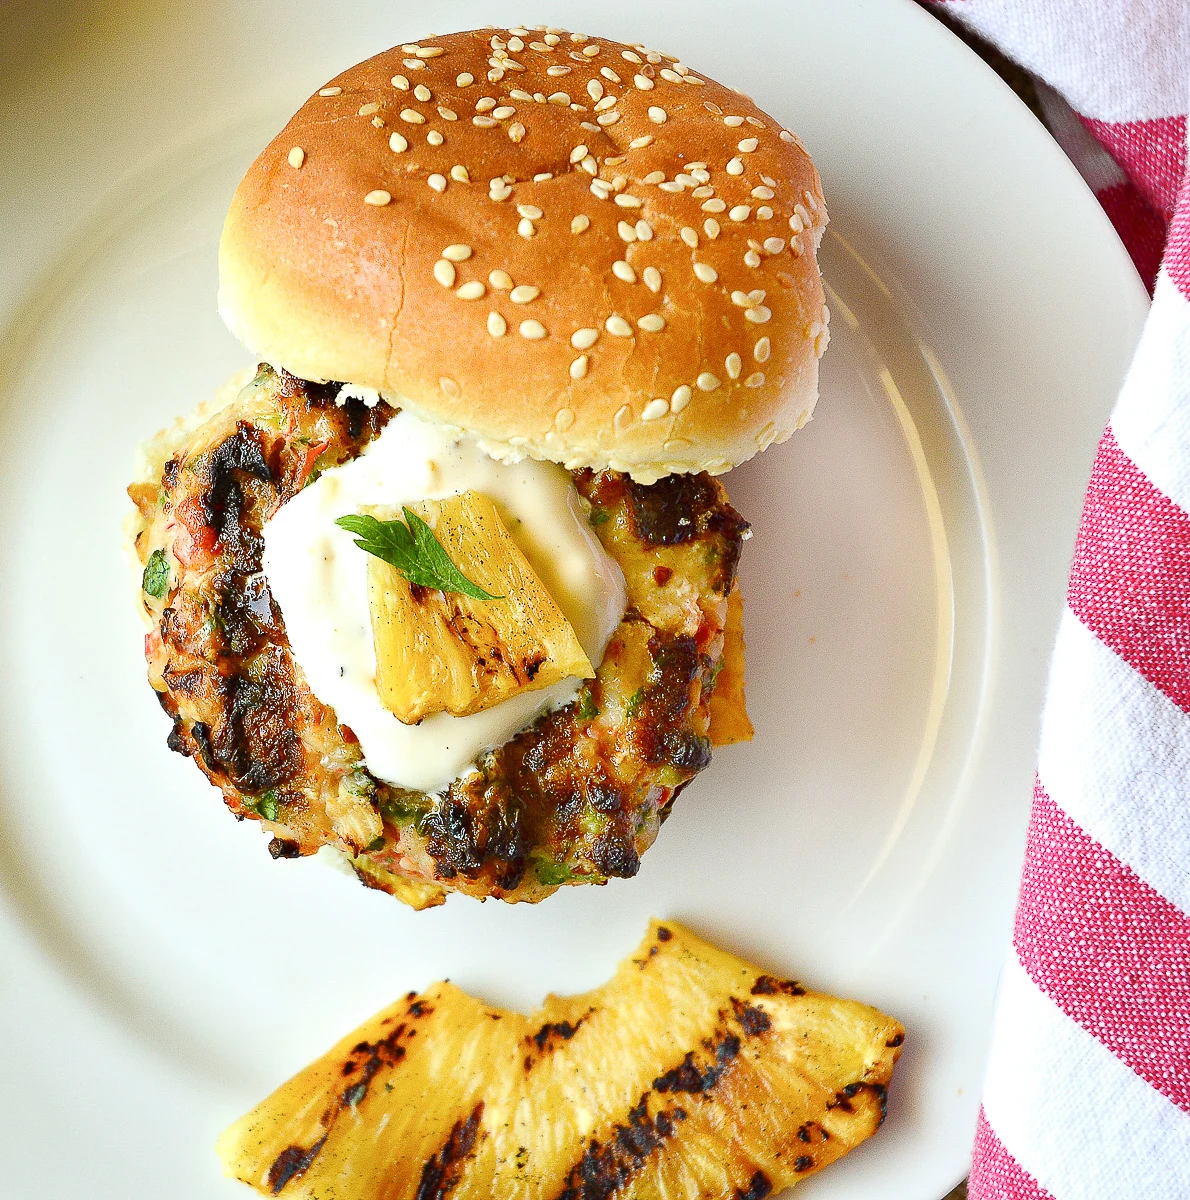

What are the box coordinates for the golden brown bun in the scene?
[219,27,828,481]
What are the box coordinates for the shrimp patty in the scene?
[128,365,748,906]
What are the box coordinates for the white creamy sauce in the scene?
[262,408,626,793]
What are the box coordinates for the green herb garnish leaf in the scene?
[249,790,279,822]
[335,509,501,601]
[534,857,576,887]
[142,549,170,599]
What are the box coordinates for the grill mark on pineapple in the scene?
[751,974,805,997]
[266,1135,328,1194]
[553,1094,687,1200]
[736,1170,773,1199]
[652,1034,741,1094]
[414,1102,485,1200]
[523,1012,590,1071]
[827,1081,890,1125]
[731,997,773,1037]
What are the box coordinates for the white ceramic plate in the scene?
[0,2,1146,1197]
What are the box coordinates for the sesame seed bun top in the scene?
[218,26,829,482]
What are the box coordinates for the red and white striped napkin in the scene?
[927,2,1190,1196]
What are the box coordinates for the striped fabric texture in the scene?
[928,2,1190,1196]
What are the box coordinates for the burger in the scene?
[127,26,828,908]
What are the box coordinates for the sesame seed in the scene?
[729,205,752,221]
[697,372,720,391]
[622,50,643,64]
[534,172,553,182]
[701,198,726,212]
[440,376,460,397]
[617,221,637,242]
[747,116,766,128]
[488,312,507,337]
[738,137,759,153]
[439,106,458,121]
[517,217,536,239]
[614,405,632,432]
[600,66,621,82]
[508,36,526,51]
[634,74,654,90]
[571,327,599,349]
[657,181,683,193]
[510,285,540,303]
[520,319,547,339]
[643,266,662,292]
[492,105,516,119]
[638,313,665,332]
[547,65,571,75]
[359,101,381,116]
[364,189,392,206]
[613,193,641,208]
[731,290,751,307]
[745,305,773,323]
[450,165,470,182]
[795,202,812,226]
[400,108,425,124]
[413,85,431,102]
[417,45,444,58]
[319,86,342,96]
[752,186,775,200]
[780,130,796,143]
[671,384,692,412]
[509,122,526,142]
[660,68,683,83]
[704,218,721,238]
[473,115,497,127]
[612,260,637,283]
[763,237,786,254]
[569,356,589,380]
[746,372,766,388]
[790,237,804,258]
[456,281,486,300]
[517,204,544,219]
[443,244,473,261]
[690,166,710,181]
[544,32,561,45]
[605,315,633,337]
[684,75,705,85]
[457,72,475,86]
[591,180,612,199]
[675,173,697,188]
[489,68,503,84]
[555,407,577,432]
[570,143,588,163]
[754,336,771,362]
[725,352,742,379]
[723,114,744,127]
[580,155,598,175]
[642,398,669,421]
[476,97,497,112]
[372,116,385,128]
[548,91,571,106]
[529,40,550,51]
[427,130,444,146]
[585,80,604,103]
[691,185,714,199]
[403,59,425,70]
[744,249,761,267]
[433,260,456,286]
[582,44,600,56]
[580,121,600,132]
[648,106,667,123]
[726,157,744,176]
[630,135,655,150]
[680,227,699,248]
[611,175,628,190]
[597,111,621,126]
[789,212,804,233]
[757,205,774,220]
[635,220,653,240]
[571,214,590,233]
[287,146,305,168]
[489,270,514,290]
[643,170,665,185]
[693,262,718,283]
[403,43,420,53]
[428,174,447,193]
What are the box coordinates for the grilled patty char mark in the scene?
[130,365,748,905]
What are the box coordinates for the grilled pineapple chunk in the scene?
[217,920,903,1198]
[368,491,593,723]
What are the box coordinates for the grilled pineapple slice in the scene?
[708,584,754,747]
[218,920,903,1198]
[368,491,593,723]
